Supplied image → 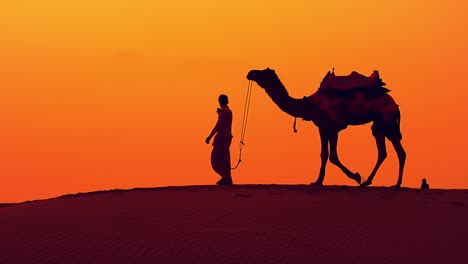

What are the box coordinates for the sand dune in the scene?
[0,185,467,263]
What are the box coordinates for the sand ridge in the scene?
[0,185,467,263]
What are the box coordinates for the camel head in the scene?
[246,68,277,89]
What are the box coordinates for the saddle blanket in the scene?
[319,70,385,92]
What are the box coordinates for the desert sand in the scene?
[0,185,467,263]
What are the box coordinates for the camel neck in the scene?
[262,75,306,119]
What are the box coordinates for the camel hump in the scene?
[319,70,387,92]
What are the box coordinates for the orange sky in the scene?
[1,0,468,202]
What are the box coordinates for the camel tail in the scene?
[395,107,402,140]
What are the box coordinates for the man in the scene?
[206,94,233,185]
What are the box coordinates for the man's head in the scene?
[218,94,229,106]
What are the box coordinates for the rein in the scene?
[231,80,253,169]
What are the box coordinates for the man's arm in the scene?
[206,110,225,144]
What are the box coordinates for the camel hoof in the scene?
[391,184,401,189]
[361,179,372,187]
[352,172,361,184]
[310,181,323,186]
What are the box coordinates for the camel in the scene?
[246,68,406,187]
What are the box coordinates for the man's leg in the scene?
[212,136,233,185]
[211,146,223,178]
[221,138,233,184]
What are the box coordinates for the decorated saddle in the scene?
[319,69,387,92]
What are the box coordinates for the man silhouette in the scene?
[421,178,429,189]
[206,94,233,185]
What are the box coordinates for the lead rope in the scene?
[293,98,299,133]
[293,117,297,133]
[231,80,253,169]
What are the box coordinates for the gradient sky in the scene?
[1,0,467,202]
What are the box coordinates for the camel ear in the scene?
[266,67,270,70]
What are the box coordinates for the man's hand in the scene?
[205,137,211,144]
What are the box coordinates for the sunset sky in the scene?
[1,0,467,202]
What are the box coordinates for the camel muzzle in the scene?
[246,70,259,80]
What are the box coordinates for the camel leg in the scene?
[311,127,329,186]
[361,126,387,187]
[328,131,361,184]
[390,138,406,188]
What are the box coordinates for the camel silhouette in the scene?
[246,68,406,188]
